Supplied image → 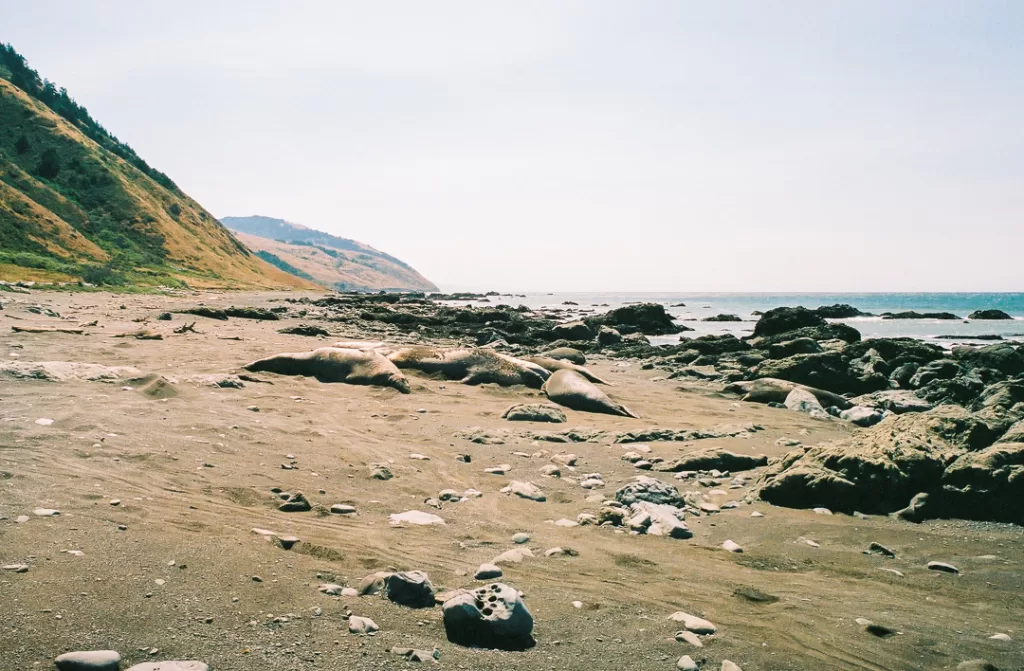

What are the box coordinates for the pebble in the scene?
[722,662,743,671]
[675,630,703,647]
[125,663,209,671]
[409,453,430,460]
[668,611,717,634]
[389,510,445,526]
[474,563,503,580]
[572,600,583,609]
[722,539,743,553]
[879,568,905,578]
[677,655,698,671]
[750,511,764,518]
[391,647,439,663]
[927,561,960,574]
[868,542,896,558]
[956,662,1000,671]
[54,650,121,671]
[34,508,61,517]
[3,564,29,573]
[109,499,121,506]
[15,515,30,524]
[988,633,1011,641]
[35,418,55,426]
[348,615,379,635]
[330,504,357,515]
[553,518,578,527]
[512,532,531,544]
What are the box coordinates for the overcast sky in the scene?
[3,1,1022,291]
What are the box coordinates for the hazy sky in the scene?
[3,1,1022,291]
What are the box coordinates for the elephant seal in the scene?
[542,369,638,418]
[332,340,389,351]
[523,356,609,385]
[542,347,586,365]
[244,347,410,393]
[388,347,550,388]
[726,378,852,410]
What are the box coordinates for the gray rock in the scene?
[868,542,896,558]
[33,508,60,517]
[348,615,380,635]
[785,387,830,419]
[2,564,29,573]
[627,501,692,539]
[677,655,698,670]
[391,647,440,663]
[615,476,682,507]
[369,463,394,480]
[330,503,357,515]
[54,651,121,671]
[501,481,546,502]
[474,563,503,580]
[840,405,884,427]
[442,582,535,650]
[668,611,717,634]
[385,570,435,608]
[927,561,960,574]
[502,403,567,423]
[512,532,531,544]
[493,547,534,565]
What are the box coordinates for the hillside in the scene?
[0,44,316,289]
[223,215,438,292]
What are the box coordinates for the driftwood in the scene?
[11,326,84,335]
[115,329,163,340]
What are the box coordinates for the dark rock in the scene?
[881,311,960,320]
[968,309,1013,320]
[908,359,960,388]
[278,324,330,337]
[596,326,622,346]
[749,323,862,347]
[889,362,920,388]
[678,334,751,355]
[655,448,768,473]
[552,320,595,341]
[868,542,896,557]
[753,307,827,338]
[542,347,586,365]
[844,338,945,366]
[916,375,986,406]
[939,442,1024,524]
[754,351,888,395]
[54,651,121,671]
[157,312,173,321]
[386,571,436,608]
[586,303,681,335]
[953,343,1024,377]
[278,492,312,512]
[442,583,535,650]
[852,390,932,414]
[702,314,743,322]
[957,661,1001,671]
[768,337,822,359]
[814,304,871,318]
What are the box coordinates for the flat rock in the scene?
[125,663,209,671]
[278,492,311,512]
[475,563,503,580]
[389,510,445,526]
[54,650,121,671]
[501,481,546,502]
[319,583,344,595]
[668,611,717,634]
[502,403,567,423]
[722,539,743,553]
[330,503,357,515]
[675,630,703,647]
[33,508,60,517]
[927,561,960,574]
[3,564,29,573]
[868,542,896,558]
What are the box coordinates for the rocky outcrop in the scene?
[442,583,535,650]
[968,309,1013,320]
[753,306,827,337]
[586,303,681,335]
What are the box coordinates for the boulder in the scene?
[702,313,743,322]
[615,476,682,507]
[54,651,121,671]
[552,320,595,341]
[753,306,827,338]
[814,304,870,318]
[442,583,535,650]
[502,403,567,423]
[908,359,960,388]
[768,337,822,359]
[278,492,311,512]
[967,310,1013,320]
[851,389,932,414]
[939,442,1024,524]
[586,303,681,335]
[953,343,1024,377]
[749,323,862,347]
[389,510,446,526]
[843,338,945,367]
[755,351,888,395]
[501,481,546,502]
[975,380,1024,411]
[677,334,751,355]
[627,501,692,538]
[386,571,436,608]
[597,326,622,345]
[881,311,960,320]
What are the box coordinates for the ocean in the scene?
[440,292,1024,347]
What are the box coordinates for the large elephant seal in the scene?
[522,356,609,385]
[388,347,550,388]
[331,340,389,352]
[726,378,852,410]
[244,347,410,393]
[542,369,638,418]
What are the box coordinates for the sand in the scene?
[0,290,1021,670]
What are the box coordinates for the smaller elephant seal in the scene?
[542,369,637,418]
[244,347,410,393]
[331,340,389,351]
[522,356,609,385]
[726,378,852,410]
[542,347,586,365]
[388,347,550,388]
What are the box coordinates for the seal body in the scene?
[388,347,550,388]
[542,347,586,365]
[727,378,852,410]
[523,356,609,385]
[244,347,410,393]
[542,369,637,418]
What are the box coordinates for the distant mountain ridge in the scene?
[0,43,313,289]
[222,215,438,292]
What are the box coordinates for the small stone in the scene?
[868,542,896,558]
[512,533,530,544]
[3,564,29,573]
[117,524,128,531]
[278,492,311,512]
[722,662,743,671]
[330,503,357,515]
[927,561,960,574]
[502,481,546,501]
[880,568,905,578]
[722,539,743,553]
[54,650,121,671]
[109,499,121,506]
[125,663,209,671]
[247,406,259,412]
[750,511,764,518]
[15,515,30,524]
[348,615,379,635]
[493,547,534,565]
[33,508,60,517]
[677,655,698,671]
[553,518,578,527]
[251,575,263,582]
[391,647,440,663]
[389,510,445,526]
[369,463,394,480]
[35,418,55,426]
[275,535,300,550]
[409,453,430,460]
[812,507,832,515]
[989,633,1011,641]
[474,563,503,580]
[675,630,703,647]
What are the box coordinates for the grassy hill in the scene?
[0,44,316,289]
[223,215,438,292]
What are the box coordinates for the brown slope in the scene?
[0,77,317,290]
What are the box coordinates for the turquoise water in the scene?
[443,292,1024,346]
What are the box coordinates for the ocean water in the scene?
[440,292,1024,346]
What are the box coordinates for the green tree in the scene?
[37,147,60,179]
[14,134,30,154]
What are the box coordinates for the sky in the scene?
[2,1,1022,292]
